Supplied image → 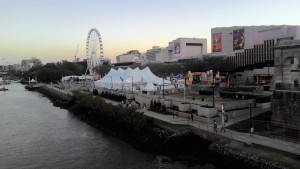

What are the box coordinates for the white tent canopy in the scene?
[30,79,37,83]
[95,67,172,90]
[142,83,157,91]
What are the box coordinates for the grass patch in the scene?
[147,116,192,132]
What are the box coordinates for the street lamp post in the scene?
[212,76,215,108]
[108,76,113,89]
[249,103,254,127]
[162,76,165,99]
[266,61,270,84]
[184,83,186,103]
[128,76,133,94]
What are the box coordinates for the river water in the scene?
[0,83,215,169]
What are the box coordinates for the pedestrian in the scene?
[172,111,175,119]
[191,114,193,122]
[213,120,217,133]
[250,127,254,136]
[176,112,179,118]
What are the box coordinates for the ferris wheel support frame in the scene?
[85,28,104,76]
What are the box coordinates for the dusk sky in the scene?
[1,0,300,65]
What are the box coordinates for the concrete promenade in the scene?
[104,97,300,157]
[141,109,300,156]
[45,84,300,157]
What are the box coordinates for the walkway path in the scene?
[141,109,300,156]
[45,85,300,156]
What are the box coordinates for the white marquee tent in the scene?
[95,67,172,90]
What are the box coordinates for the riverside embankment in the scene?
[35,85,294,169]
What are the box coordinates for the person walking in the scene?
[213,120,217,133]
[250,127,254,136]
[191,114,194,122]
[220,104,226,132]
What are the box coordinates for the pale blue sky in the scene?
[1,0,299,64]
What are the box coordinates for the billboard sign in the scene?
[233,29,245,51]
[212,33,222,52]
[174,42,180,55]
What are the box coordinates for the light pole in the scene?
[108,76,113,89]
[162,76,165,99]
[212,76,215,108]
[267,62,270,84]
[128,76,133,94]
[183,83,186,103]
[249,103,254,127]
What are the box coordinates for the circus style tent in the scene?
[95,67,171,90]
[142,83,157,91]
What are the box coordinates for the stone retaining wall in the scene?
[272,90,300,129]
[208,143,289,169]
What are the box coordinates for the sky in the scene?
[1,0,300,65]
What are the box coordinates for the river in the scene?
[0,83,216,169]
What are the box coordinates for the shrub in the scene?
[256,96,271,103]
[92,89,98,96]
[199,90,213,95]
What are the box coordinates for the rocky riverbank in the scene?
[35,86,294,169]
[208,143,290,169]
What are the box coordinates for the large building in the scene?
[116,50,143,63]
[156,38,207,63]
[211,25,300,84]
[145,46,164,63]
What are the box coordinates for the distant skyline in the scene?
[1,0,300,65]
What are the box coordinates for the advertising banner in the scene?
[233,29,245,51]
[174,42,180,55]
[213,33,222,52]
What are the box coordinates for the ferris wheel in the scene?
[86,28,103,75]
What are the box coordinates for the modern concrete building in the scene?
[145,46,163,63]
[116,50,143,63]
[211,25,300,84]
[156,37,207,63]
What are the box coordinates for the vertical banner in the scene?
[233,29,245,51]
[174,42,180,55]
[212,33,222,52]
[186,71,193,86]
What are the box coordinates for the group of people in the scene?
[172,111,179,119]
[213,120,225,133]
[213,120,254,136]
